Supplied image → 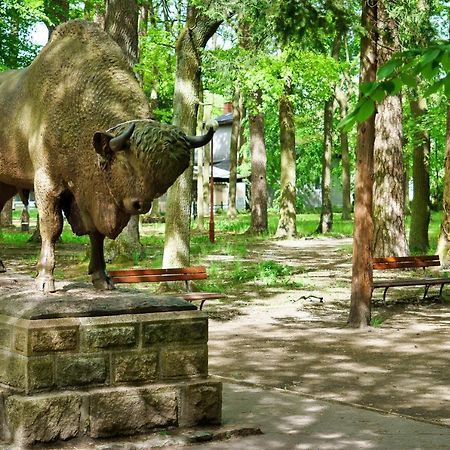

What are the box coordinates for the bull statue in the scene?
[0,20,216,293]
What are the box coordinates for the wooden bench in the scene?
[372,255,450,304]
[108,266,224,310]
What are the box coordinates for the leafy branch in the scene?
[339,41,450,131]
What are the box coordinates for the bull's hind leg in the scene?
[89,231,115,290]
[34,178,63,293]
[0,183,18,272]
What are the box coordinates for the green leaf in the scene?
[370,87,386,102]
[420,48,441,67]
[355,99,375,122]
[445,76,450,98]
[360,81,377,96]
[440,52,450,72]
[424,78,445,96]
[338,110,358,132]
[377,59,401,80]
[400,72,416,88]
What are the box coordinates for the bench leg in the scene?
[382,287,389,305]
[439,284,445,298]
[423,285,431,301]
[199,299,207,310]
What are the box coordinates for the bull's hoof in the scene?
[35,277,56,293]
[91,272,115,290]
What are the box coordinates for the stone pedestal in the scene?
[0,274,222,447]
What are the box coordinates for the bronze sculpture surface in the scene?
[0,20,214,292]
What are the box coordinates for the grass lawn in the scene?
[0,208,444,295]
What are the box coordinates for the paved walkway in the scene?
[183,381,450,450]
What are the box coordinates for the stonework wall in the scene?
[0,311,208,393]
[0,309,222,446]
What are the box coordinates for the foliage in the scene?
[0,0,46,69]
[340,41,450,131]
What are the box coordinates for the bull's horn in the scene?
[109,123,135,152]
[186,120,219,148]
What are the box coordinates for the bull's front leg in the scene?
[34,188,64,293]
[89,231,115,290]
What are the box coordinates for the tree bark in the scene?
[0,199,13,227]
[348,0,377,328]
[104,0,138,68]
[104,0,143,262]
[162,6,221,268]
[44,0,69,37]
[372,2,407,257]
[248,90,268,234]
[317,97,334,233]
[227,87,242,219]
[317,32,342,233]
[438,102,450,266]
[409,96,430,253]
[336,86,351,220]
[275,77,297,238]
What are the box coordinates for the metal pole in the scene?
[209,137,215,243]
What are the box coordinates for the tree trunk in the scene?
[162,6,221,268]
[348,0,377,328]
[317,33,342,233]
[372,2,407,257]
[196,87,206,231]
[336,86,351,220]
[103,0,143,262]
[409,96,430,253]
[0,199,13,227]
[104,0,138,68]
[248,90,268,234]
[438,102,450,266]
[275,77,297,239]
[44,0,69,37]
[227,87,241,219]
[317,97,334,233]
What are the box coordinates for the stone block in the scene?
[30,327,78,354]
[112,351,158,383]
[160,345,208,379]
[0,351,26,390]
[143,319,208,346]
[82,324,138,352]
[5,393,81,446]
[89,386,177,438]
[178,381,222,427]
[28,356,54,392]
[0,324,11,350]
[56,355,108,388]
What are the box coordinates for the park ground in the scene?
[3,214,450,447]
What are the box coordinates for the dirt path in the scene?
[206,237,450,426]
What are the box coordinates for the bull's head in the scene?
[93,120,217,216]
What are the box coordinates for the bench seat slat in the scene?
[372,260,440,270]
[109,266,206,277]
[374,277,450,288]
[111,273,208,283]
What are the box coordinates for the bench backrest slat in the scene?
[109,266,206,277]
[372,255,440,270]
[109,266,208,284]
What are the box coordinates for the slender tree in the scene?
[372,1,407,257]
[227,86,242,219]
[317,32,342,233]
[348,0,377,328]
[248,89,268,233]
[104,0,144,262]
[162,5,221,268]
[409,95,430,253]
[275,76,297,238]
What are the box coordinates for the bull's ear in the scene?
[93,131,114,158]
